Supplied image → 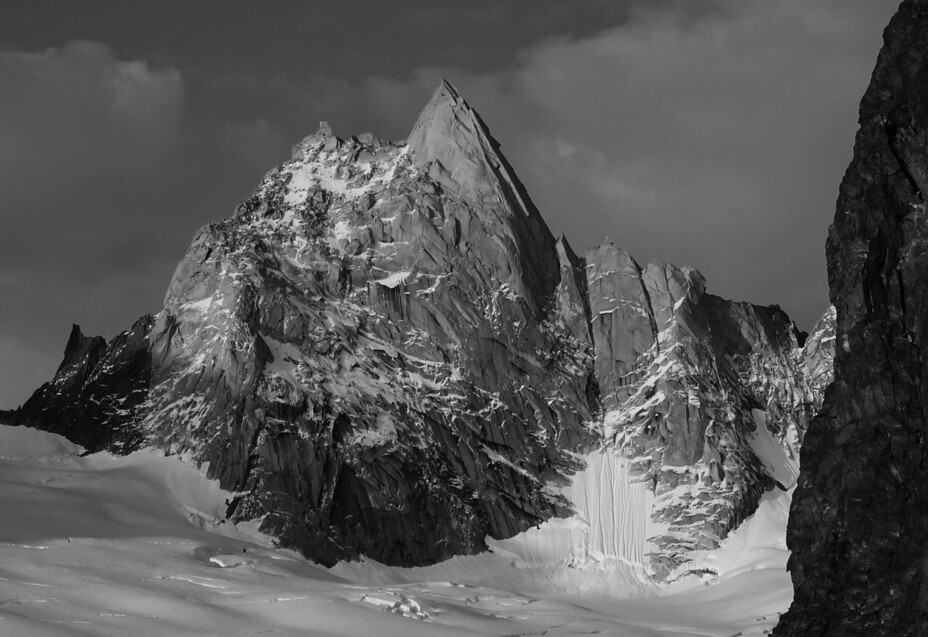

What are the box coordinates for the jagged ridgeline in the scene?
[7,80,832,576]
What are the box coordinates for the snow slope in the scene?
[0,424,792,636]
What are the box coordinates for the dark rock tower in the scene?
[776,1,928,633]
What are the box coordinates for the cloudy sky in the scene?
[0,0,900,408]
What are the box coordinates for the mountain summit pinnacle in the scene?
[407,79,505,198]
[408,80,560,309]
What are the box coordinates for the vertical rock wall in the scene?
[776,1,928,633]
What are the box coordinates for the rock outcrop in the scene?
[775,1,928,634]
[9,80,832,578]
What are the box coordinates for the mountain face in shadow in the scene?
[775,1,928,634]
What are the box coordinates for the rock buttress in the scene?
[775,1,928,634]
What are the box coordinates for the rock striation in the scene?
[8,80,832,577]
[775,1,928,634]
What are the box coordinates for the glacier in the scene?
[0,423,793,635]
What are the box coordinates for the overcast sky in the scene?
[0,0,900,408]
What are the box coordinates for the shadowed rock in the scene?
[775,1,928,634]
[8,319,152,452]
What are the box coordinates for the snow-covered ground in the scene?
[0,424,792,636]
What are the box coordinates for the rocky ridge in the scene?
[775,1,928,634]
[7,81,832,579]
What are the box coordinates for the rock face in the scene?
[586,241,831,578]
[8,80,832,577]
[775,2,928,634]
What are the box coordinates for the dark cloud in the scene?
[0,0,642,79]
[0,1,900,407]
[456,0,897,325]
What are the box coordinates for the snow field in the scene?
[0,425,792,636]
[749,409,800,489]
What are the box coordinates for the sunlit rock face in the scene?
[586,241,832,579]
[7,80,832,577]
[775,1,928,634]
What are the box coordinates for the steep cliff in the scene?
[587,241,829,578]
[775,1,928,634]
[9,81,831,579]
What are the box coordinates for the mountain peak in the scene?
[406,80,495,192]
[416,79,464,121]
[436,77,462,100]
[407,80,560,309]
